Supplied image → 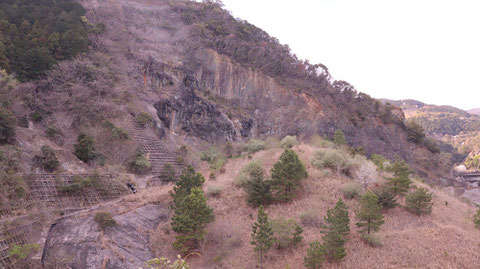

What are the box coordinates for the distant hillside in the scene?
[468,108,480,115]
[382,99,480,137]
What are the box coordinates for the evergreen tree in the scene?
[73,133,96,163]
[324,198,350,239]
[405,187,434,215]
[251,206,274,269]
[386,158,412,195]
[373,186,398,210]
[171,187,214,253]
[303,240,325,269]
[356,191,384,234]
[333,129,346,146]
[245,168,272,207]
[270,149,308,201]
[171,166,205,208]
[322,230,346,262]
[474,208,480,229]
[36,145,59,172]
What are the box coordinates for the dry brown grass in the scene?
[137,143,480,269]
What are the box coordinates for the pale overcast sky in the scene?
[221,0,480,110]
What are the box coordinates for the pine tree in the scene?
[171,187,214,253]
[251,206,274,269]
[374,186,398,210]
[405,187,434,215]
[303,240,325,269]
[245,168,272,207]
[324,198,350,239]
[73,133,96,163]
[270,149,308,201]
[171,166,205,208]
[161,163,176,182]
[333,129,346,146]
[356,191,384,234]
[386,158,412,195]
[322,230,346,262]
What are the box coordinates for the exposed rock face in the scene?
[461,189,480,205]
[42,204,167,269]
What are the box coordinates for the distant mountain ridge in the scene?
[468,108,480,115]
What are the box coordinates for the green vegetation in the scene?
[160,163,176,182]
[206,185,222,198]
[405,119,425,144]
[245,139,266,154]
[8,243,40,261]
[323,198,350,238]
[0,0,89,81]
[74,133,96,163]
[244,165,272,207]
[270,149,308,201]
[171,187,214,253]
[361,233,383,247]
[270,217,303,249]
[386,158,412,195]
[128,149,151,174]
[322,228,346,262]
[312,148,359,175]
[94,212,117,231]
[369,153,389,171]
[303,241,325,269]
[474,208,480,229]
[45,126,64,143]
[465,155,480,171]
[60,174,101,194]
[35,145,59,172]
[235,160,263,187]
[0,106,15,144]
[171,166,205,208]
[340,183,363,199]
[373,186,398,210]
[405,187,434,215]
[200,147,226,175]
[333,129,347,146]
[137,112,154,128]
[356,191,384,235]
[251,205,274,269]
[280,135,298,149]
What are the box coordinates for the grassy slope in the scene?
[139,143,480,269]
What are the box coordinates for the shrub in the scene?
[74,133,96,163]
[424,138,440,154]
[405,187,434,215]
[45,126,64,143]
[17,116,28,128]
[137,112,154,128]
[94,212,117,230]
[280,135,298,149]
[405,119,425,144]
[0,106,15,144]
[206,185,223,198]
[333,129,346,146]
[35,145,60,172]
[340,183,363,199]
[8,243,40,261]
[235,160,263,187]
[110,127,130,140]
[128,149,151,174]
[60,174,102,193]
[361,233,383,247]
[299,211,321,228]
[245,139,266,154]
[160,163,176,182]
[270,217,303,249]
[474,208,480,229]
[312,149,357,175]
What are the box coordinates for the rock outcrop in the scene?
[42,204,167,269]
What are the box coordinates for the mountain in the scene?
[0,0,475,268]
[468,108,480,115]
